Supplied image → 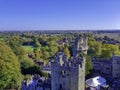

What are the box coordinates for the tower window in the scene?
[117,60,120,64]
[61,70,66,77]
[59,84,62,89]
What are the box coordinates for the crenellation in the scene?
[51,36,88,90]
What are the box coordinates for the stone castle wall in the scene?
[51,36,87,90]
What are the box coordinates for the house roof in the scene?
[86,76,106,87]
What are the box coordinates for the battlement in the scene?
[51,36,87,90]
[52,52,85,68]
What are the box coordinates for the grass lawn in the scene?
[0,38,4,41]
[22,45,34,52]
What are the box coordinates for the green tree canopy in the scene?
[88,40,102,57]
[101,44,120,58]
[0,42,22,89]
[64,47,71,58]
[85,55,93,76]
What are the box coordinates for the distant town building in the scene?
[51,36,88,90]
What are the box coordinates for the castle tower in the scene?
[51,36,87,90]
[112,55,120,78]
[51,53,61,90]
[70,55,86,90]
[72,36,88,57]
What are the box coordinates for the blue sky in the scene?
[0,0,120,30]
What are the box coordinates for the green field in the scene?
[22,45,34,52]
[0,38,4,41]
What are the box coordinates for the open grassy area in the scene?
[22,45,34,52]
[0,38,4,41]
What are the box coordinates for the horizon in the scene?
[0,0,120,30]
[1,29,120,32]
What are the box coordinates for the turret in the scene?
[72,36,88,57]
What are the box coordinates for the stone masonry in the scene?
[51,36,88,90]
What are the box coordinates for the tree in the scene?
[7,36,24,56]
[88,40,102,57]
[64,47,71,58]
[0,42,22,89]
[101,44,120,58]
[85,55,93,76]
[21,65,42,75]
[49,46,58,57]
[33,48,42,59]
[42,51,50,60]
[6,36,38,76]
